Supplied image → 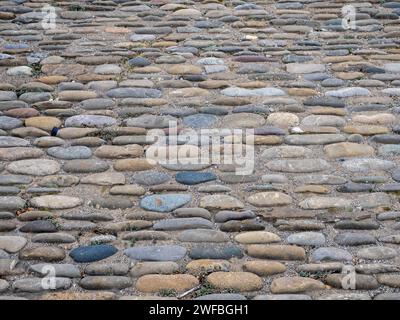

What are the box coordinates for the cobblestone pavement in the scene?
[0,0,400,300]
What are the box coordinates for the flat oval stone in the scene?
[335,233,376,246]
[220,219,264,232]
[357,246,397,260]
[270,277,325,294]
[7,159,60,176]
[215,210,256,223]
[183,114,218,129]
[175,172,216,185]
[79,276,132,290]
[200,195,244,210]
[173,208,211,220]
[19,220,58,233]
[243,261,286,276]
[47,146,92,160]
[19,246,66,262]
[32,233,76,244]
[189,245,243,260]
[136,274,199,293]
[132,171,170,186]
[221,113,266,128]
[30,195,82,209]
[0,236,27,253]
[325,142,375,158]
[0,196,26,211]
[287,232,326,246]
[0,136,30,147]
[84,263,129,276]
[65,115,117,128]
[247,245,306,260]
[124,245,187,261]
[311,247,353,262]
[0,147,44,161]
[130,262,178,277]
[247,192,292,207]
[63,160,109,173]
[70,245,118,263]
[178,229,229,242]
[235,231,281,244]
[140,194,192,212]
[207,272,263,292]
[0,116,22,130]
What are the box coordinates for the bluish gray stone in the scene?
[70,245,118,263]
[311,247,353,262]
[47,146,92,160]
[189,245,243,259]
[183,114,218,129]
[140,194,192,212]
[326,87,370,98]
[335,233,376,246]
[178,229,229,242]
[132,171,170,186]
[175,172,217,185]
[0,137,30,147]
[124,245,186,261]
[287,232,326,246]
[128,57,151,67]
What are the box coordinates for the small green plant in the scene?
[15,87,29,97]
[69,4,85,11]
[45,216,61,229]
[194,282,215,297]
[30,63,43,78]
[159,289,177,297]
[124,240,136,247]
[298,270,312,278]
[299,270,335,280]
[95,129,118,142]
